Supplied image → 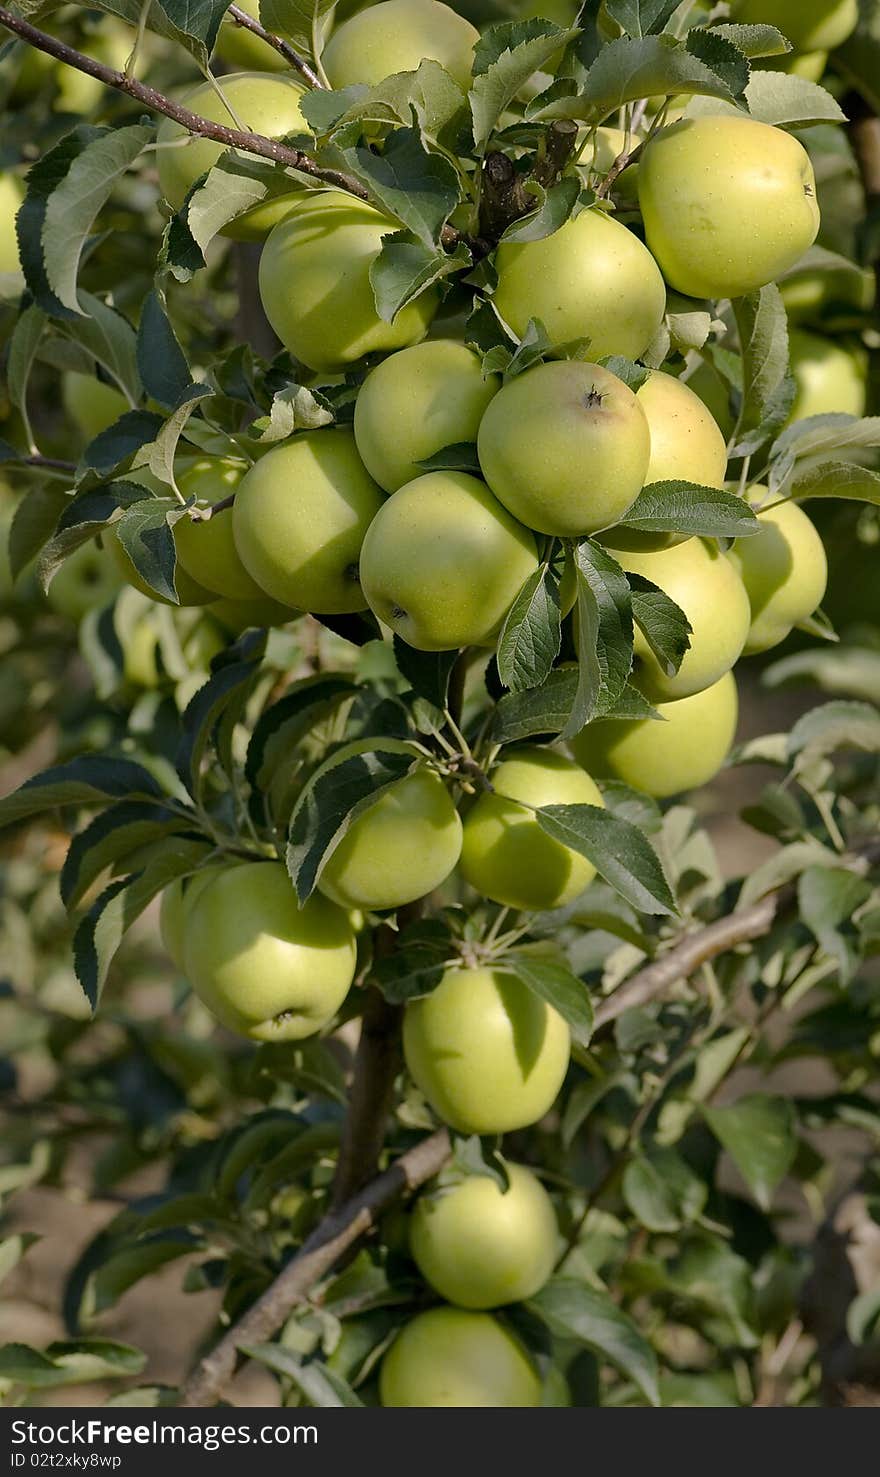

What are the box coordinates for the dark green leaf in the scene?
[136,290,191,408]
[564,539,634,738]
[623,1148,707,1231]
[60,801,201,910]
[393,639,459,708]
[628,573,692,677]
[114,498,187,604]
[245,676,356,792]
[0,755,161,829]
[244,1344,363,1406]
[528,1278,660,1406]
[373,918,454,1003]
[176,634,265,798]
[497,564,562,693]
[685,26,750,101]
[617,483,759,538]
[470,21,580,150]
[339,128,461,248]
[370,232,469,322]
[703,1094,797,1211]
[535,803,677,915]
[414,442,481,474]
[502,955,594,1046]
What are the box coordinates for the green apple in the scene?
[160,863,235,969]
[787,327,867,421]
[727,490,828,653]
[53,21,132,114]
[258,191,438,370]
[459,746,603,911]
[681,357,736,439]
[173,457,266,600]
[108,531,218,607]
[316,739,463,911]
[183,860,357,1041]
[477,360,650,537]
[0,174,22,274]
[211,593,300,632]
[729,0,857,51]
[62,371,129,444]
[46,539,121,621]
[410,1161,558,1309]
[763,49,828,81]
[493,207,667,360]
[606,537,751,701]
[323,0,479,89]
[353,340,500,493]
[600,369,729,551]
[122,612,163,688]
[780,258,875,328]
[214,0,288,71]
[638,117,820,300]
[570,671,738,798]
[157,72,308,241]
[232,429,385,614]
[380,1306,541,1407]
[359,471,538,650]
[403,964,570,1133]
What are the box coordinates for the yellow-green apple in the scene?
[570,671,738,798]
[403,964,570,1133]
[53,21,132,113]
[780,260,875,327]
[258,191,438,370]
[600,369,729,550]
[62,371,128,444]
[493,207,667,360]
[323,0,479,89]
[314,738,462,910]
[232,428,385,613]
[157,72,308,240]
[174,457,266,600]
[638,116,820,300]
[763,49,828,81]
[607,537,751,701]
[459,746,603,911]
[0,174,22,273]
[182,860,357,1040]
[358,470,538,649]
[729,0,857,51]
[787,327,867,420]
[160,862,236,969]
[477,359,650,536]
[681,357,735,439]
[214,0,288,70]
[410,1162,557,1309]
[353,340,500,492]
[727,489,828,653]
[211,593,300,632]
[380,1307,542,1407]
[46,539,121,621]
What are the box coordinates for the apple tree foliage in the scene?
[0,0,879,1409]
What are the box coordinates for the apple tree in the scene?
[0,0,879,1409]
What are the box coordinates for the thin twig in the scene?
[3,453,77,475]
[179,1127,451,1406]
[226,3,325,90]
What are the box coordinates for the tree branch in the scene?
[179,1127,451,1406]
[226,3,325,90]
[330,986,404,1209]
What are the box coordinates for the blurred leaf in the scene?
[703,1094,797,1211]
[0,1339,145,1388]
[0,754,162,829]
[244,1343,363,1406]
[529,1278,660,1406]
[623,1148,707,1232]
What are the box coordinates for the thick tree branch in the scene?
[330,986,404,1209]
[179,1127,451,1406]
[226,3,325,90]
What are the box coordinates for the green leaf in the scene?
[497,564,562,693]
[730,285,793,457]
[134,382,212,488]
[535,803,677,915]
[136,290,191,408]
[339,128,461,248]
[261,0,335,52]
[79,413,165,482]
[184,153,283,255]
[797,865,873,984]
[60,801,200,910]
[565,539,634,738]
[702,1094,797,1210]
[287,746,417,903]
[617,482,759,538]
[415,441,482,474]
[253,384,334,443]
[17,128,103,318]
[740,68,845,127]
[502,955,594,1046]
[176,635,265,799]
[370,232,469,322]
[7,303,45,434]
[0,754,162,829]
[393,639,459,708]
[470,21,581,151]
[0,1339,145,1389]
[373,918,454,1003]
[500,177,582,244]
[60,291,141,405]
[623,1148,707,1232]
[709,23,790,58]
[604,0,681,38]
[787,700,880,765]
[0,1234,38,1290]
[528,1278,660,1406]
[788,460,880,506]
[43,125,153,316]
[245,675,356,794]
[244,1344,363,1406]
[114,497,188,604]
[596,780,661,832]
[598,354,650,392]
[8,481,70,580]
[685,26,750,101]
[577,34,744,116]
[628,574,692,677]
[491,666,580,743]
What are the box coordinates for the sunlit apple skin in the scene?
[570,672,739,798]
[353,341,500,493]
[323,0,479,89]
[258,192,438,371]
[410,1162,558,1310]
[182,861,357,1041]
[607,538,751,701]
[62,371,128,444]
[46,539,121,621]
[315,739,462,911]
[359,471,538,651]
[173,458,266,600]
[0,174,22,274]
[160,863,236,970]
[493,208,666,360]
[380,1306,542,1408]
[157,73,308,241]
[727,490,828,654]
[214,0,288,70]
[477,360,650,537]
[233,429,384,614]
[600,369,729,552]
[787,328,868,421]
[638,117,820,300]
[403,965,570,1134]
[730,0,857,51]
[459,747,603,911]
